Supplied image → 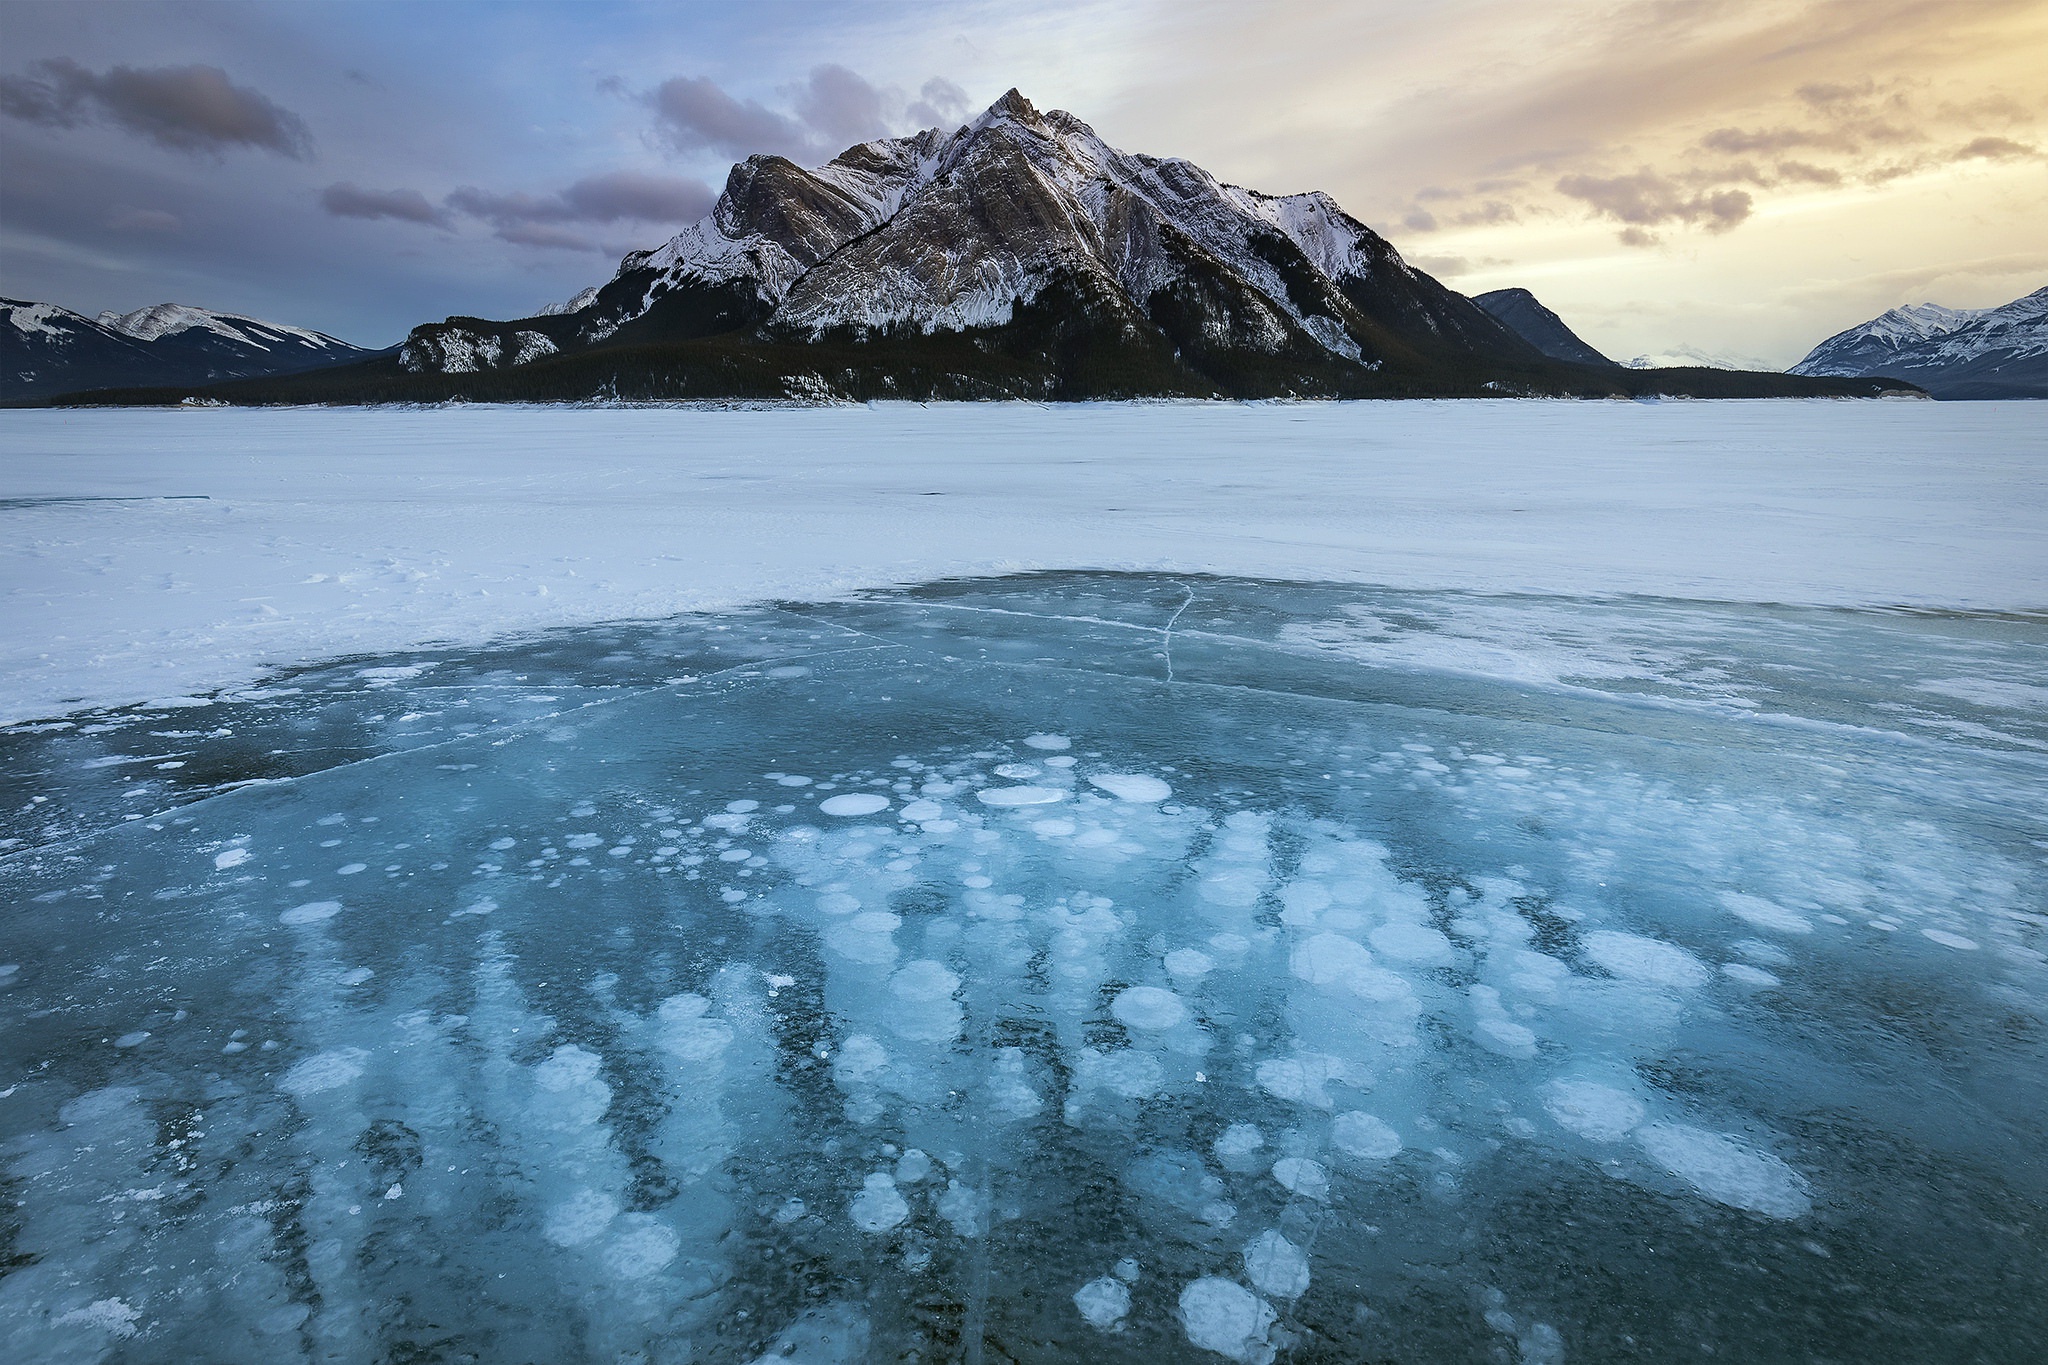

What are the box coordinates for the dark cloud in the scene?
[322,183,449,227]
[1402,206,1439,232]
[649,65,968,165]
[443,172,716,251]
[650,75,811,160]
[907,77,970,130]
[1556,170,1752,243]
[557,170,717,223]
[1957,135,2039,160]
[107,206,180,233]
[0,57,310,158]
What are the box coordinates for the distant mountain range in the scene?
[17,91,1924,405]
[3,300,372,401]
[1790,286,2046,399]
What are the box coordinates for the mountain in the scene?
[1790,286,2047,399]
[1624,344,1779,372]
[1472,288,1615,367]
[3,299,371,401]
[44,91,1914,405]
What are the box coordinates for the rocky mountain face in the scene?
[1791,286,2047,399]
[3,299,370,401]
[1472,289,1615,367]
[387,89,1569,399]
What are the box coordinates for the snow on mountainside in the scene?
[1791,286,2048,398]
[4,298,370,400]
[395,88,1543,394]
[1624,344,1779,372]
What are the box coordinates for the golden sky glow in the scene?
[919,0,2048,362]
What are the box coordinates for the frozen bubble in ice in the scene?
[214,847,251,870]
[1179,1277,1277,1364]
[900,799,943,821]
[726,799,761,813]
[1115,1257,1142,1282]
[1637,1122,1811,1218]
[542,1189,619,1247]
[1722,962,1781,987]
[1243,1229,1311,1299]
[1165,948,1215,980]
[337,862,367,875]
[1369,921,1454,965]
[114,1031,150,1048]
[1733,938,1792,967]
[280,1047,368,1096]
[1089,773,1172,803]
[851,911,903,934]
[535,1045,605,1093]
[767,665,811,678]
[1209,933,1252,956]
[1332,1111,1403,1160]
[1542,1079,1646,1142]
[938,1179,985,1238]
[994,762,1042,779]
[489,837,516,850]
[747,1304,871,1364]
[1271,1157,1330,1201]
[833,1035,890,1086]
[1077,1048,1165,1099]
[60,1086,140,1127]
[1289,932,1373,988]
[1585,930,1709,991]
[1214,1124,1266,1168]
[1278,882,1331,924]
[772,1197,807,1224]
[1033,817,1078,836]
[850,1172,910,1232]
[280,900,342,926]
[1200,871,1265,906]
[978,785,1066,807]
[1112,985,1189,1031]
[1922,928,1980,951]
[821,793,891,817]
[603,1215,680,1277]
[1074,1275,1131,1329]
[54,1299,141,1339]
[818,892,861,915]
[1722,892,1814,935]
[890,959,961,1002]
[340,966,374,986]
[895,1149,933,1184]
[1024,733,1072,750]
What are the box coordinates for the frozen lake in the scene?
[2,572,2044,1362]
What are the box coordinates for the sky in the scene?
[2,0,2044,364]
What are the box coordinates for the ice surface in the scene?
[0,571,2043,1361]
[3,403,2044,726]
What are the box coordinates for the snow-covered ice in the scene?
[1,403,2045,1362]
[2,401,2043,723]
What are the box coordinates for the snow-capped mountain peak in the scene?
[1791,284,2047,398]
[97,302,345,352]
[4,297,370,400]
[410,85,1515,384]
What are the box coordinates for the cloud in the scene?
[107,206,180,233]
[1957,135,2039,160]
[907,78,970,130]
[322,183,449,227]
[0,57,310,158]
[649,65,969,165]
[1556,169,1752,245]
[443,171,716,250]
